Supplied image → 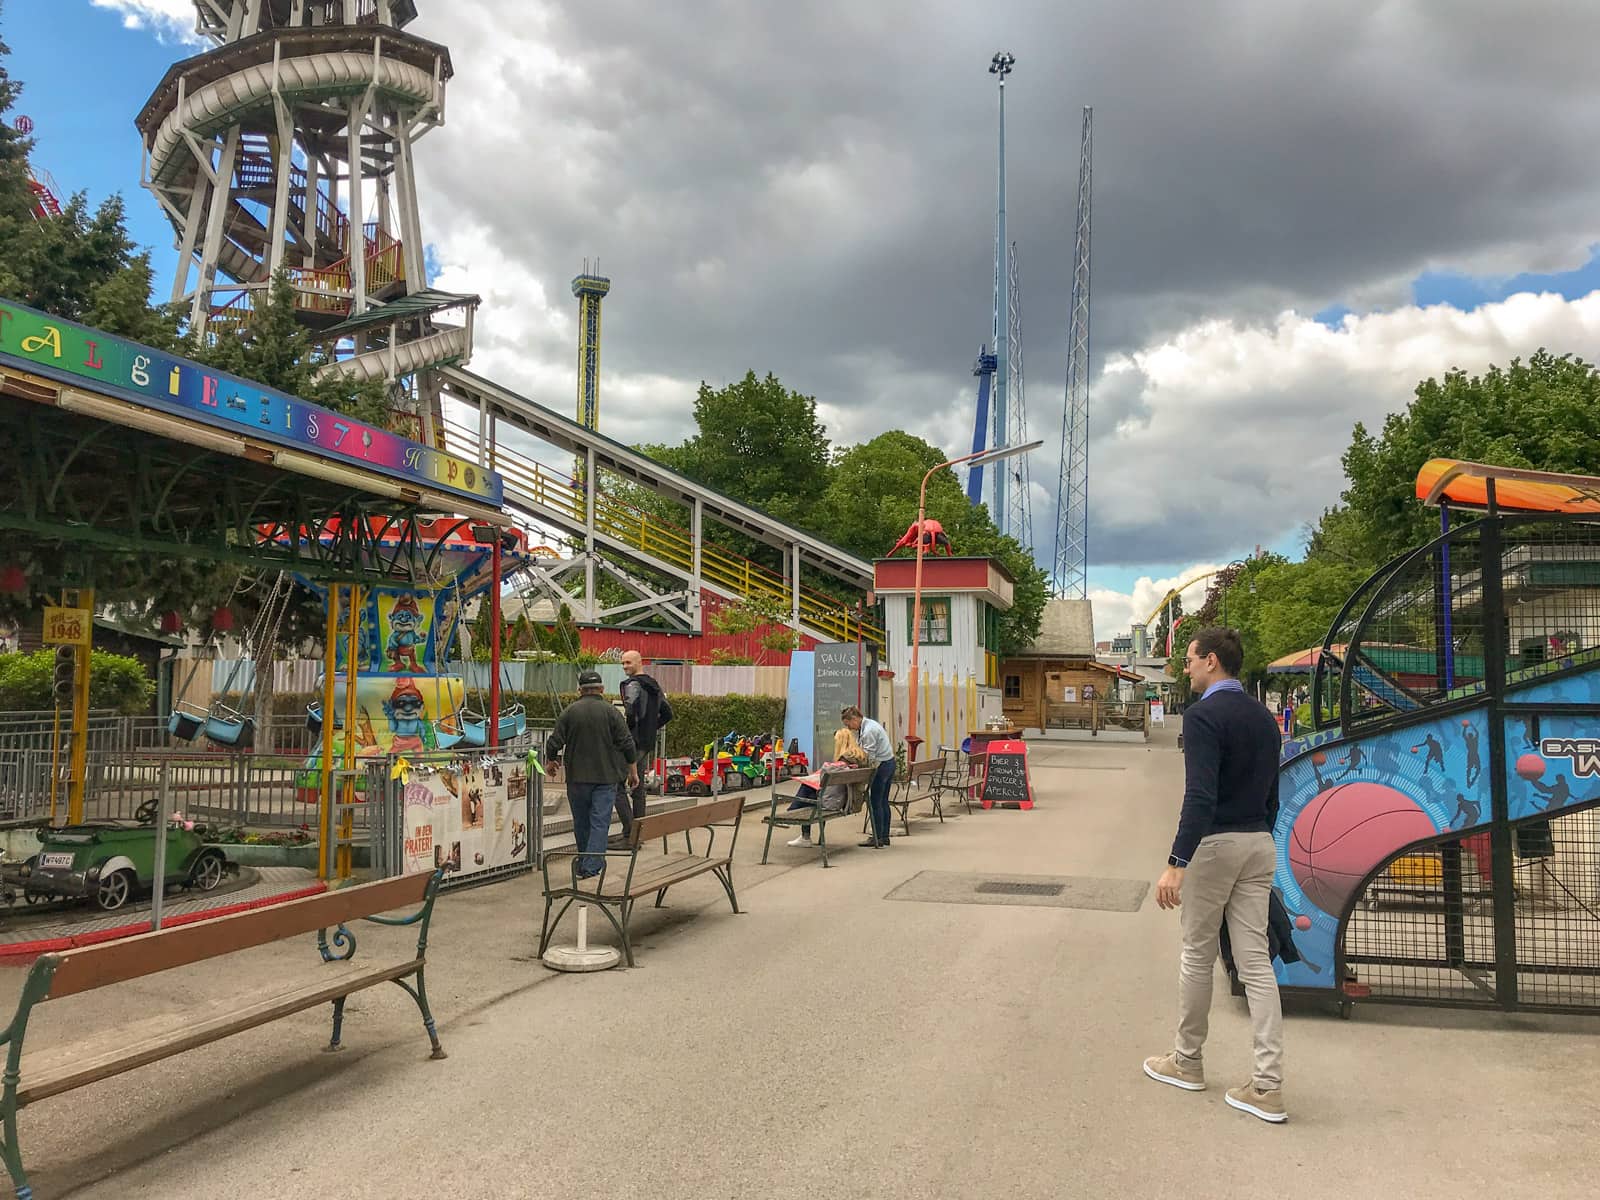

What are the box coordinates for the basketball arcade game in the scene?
[1275,460,1600,1017]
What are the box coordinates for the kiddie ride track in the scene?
[1270,460,1600,1017]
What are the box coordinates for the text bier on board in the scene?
[979,739,1033,810]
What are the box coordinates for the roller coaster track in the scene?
[434,371,883,648]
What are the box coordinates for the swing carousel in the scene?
[283,516,539,800]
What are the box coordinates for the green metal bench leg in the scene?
[539,896,576,958]
[761,818,776,864]
[393,968,448,1060]
[818,822,831,868]
[325,996,347,1052]
[654,887,670,909]
[612,900,637,967]
[712,864,741,913]
[1,1097,29,1200]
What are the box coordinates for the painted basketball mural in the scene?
[1288,783,1437,916]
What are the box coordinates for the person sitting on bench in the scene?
[786,728,869,848]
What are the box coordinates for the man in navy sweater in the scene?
[1144,627,1287,1123]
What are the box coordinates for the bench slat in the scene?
[42,873,431,1000]
[550,852,728,899]
[630,795,744,845]
[18,957,421,1105]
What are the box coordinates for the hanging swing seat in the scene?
[460,704,525,747]
[203,705,255,749]
[305,703,346,736]
[432,715,465,751]
[166,703,207,742]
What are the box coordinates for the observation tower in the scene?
[136,1,476,443]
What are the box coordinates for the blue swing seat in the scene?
[203,705,255,748]
[166,704,206,742]
[460,703,524,747]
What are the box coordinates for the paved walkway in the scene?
[4,725,1597,1198]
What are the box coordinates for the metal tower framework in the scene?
[137,1,473,444]
[1003,240,1034,554]
[988,51,1014,534]
[572,268,611,431]
[1053,106,1093,598]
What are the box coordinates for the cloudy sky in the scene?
[16,1,1600,638]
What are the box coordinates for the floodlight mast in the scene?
[987,51,1015,534]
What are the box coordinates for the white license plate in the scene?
[39,852,75,869]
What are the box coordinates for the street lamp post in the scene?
[1219,558,1251,628]
[906,439,1043,760]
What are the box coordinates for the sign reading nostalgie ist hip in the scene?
[0,299,503,508]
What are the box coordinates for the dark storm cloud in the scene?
[408,0,1600,564]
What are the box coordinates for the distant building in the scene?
[999,599,1144,734]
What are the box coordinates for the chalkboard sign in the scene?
[980,739,1033,810]
[813,642,866,767]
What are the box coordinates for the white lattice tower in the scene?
[1053,107,1092,598]
[138,2,469,442]
[1003,240,1035,555]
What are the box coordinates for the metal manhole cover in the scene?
[975,881,1064,897]
[886,871,1149,911]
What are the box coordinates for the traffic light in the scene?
[52,645,76,708]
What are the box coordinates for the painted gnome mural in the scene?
[294,520,535,800]
[385,592,428,673]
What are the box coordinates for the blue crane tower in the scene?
[967,51,1019,534]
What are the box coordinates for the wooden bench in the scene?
[761,765,876,868]
[538,794,745,967]
[0,869,446,1199]
[886,757,947,833]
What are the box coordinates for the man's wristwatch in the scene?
[1167,854,1188,869]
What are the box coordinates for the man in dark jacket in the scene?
[545,671,636,878]
[618,650,672,833]
[1144,627,1288,1124]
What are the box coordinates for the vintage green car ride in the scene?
[10,801,235,911]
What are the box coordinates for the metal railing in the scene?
[0,746,328,829]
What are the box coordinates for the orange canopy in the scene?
[1416,459,1600,514]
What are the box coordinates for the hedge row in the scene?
[251,690,786,759]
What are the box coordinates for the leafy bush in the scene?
[259,688,787,759]
[0,649,155,714]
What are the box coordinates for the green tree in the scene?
[0,19,35,227]
[185,271,390,426]
[1331,350,1600,566]
[672,372,832,526]
[812,431,1047,654]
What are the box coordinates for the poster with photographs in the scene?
[401,756,531,880]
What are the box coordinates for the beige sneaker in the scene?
[1225,1082,1287,1123]
[1142,1052,1205,1091]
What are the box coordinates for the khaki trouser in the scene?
[1173,831,1284,1091]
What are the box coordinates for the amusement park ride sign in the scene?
[0,299,503,508]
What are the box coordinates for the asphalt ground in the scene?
[3,721,1594,1199]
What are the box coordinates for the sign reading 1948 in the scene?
[0,299,504,508]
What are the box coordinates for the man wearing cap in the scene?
[544,670,638,878]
